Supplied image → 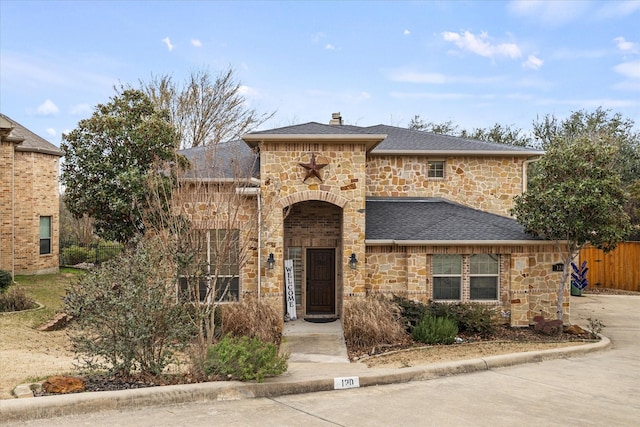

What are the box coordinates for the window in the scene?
[432,254,462,300]
[178,229,240,302]
[470,254,499,300]
[39,216,52,255]
[428,161,445,178]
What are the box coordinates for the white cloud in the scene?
[507,0,590,26]
[597,0,640,19]
[238,85,260,97]
[404,29,410,36]
[311,32,325,43]
[387,69,503,85]
[325,44,335,50]
[442,31,521,60]
[614,36,639,53]
[36,99,59,116]
[70,103,92,115]
[162,37,175,51]
[614,59,640,79]
[46,128,56,137]
[522,54,544,70]
[191,39,202,47]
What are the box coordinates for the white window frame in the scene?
[427,160,445,179]
[432,254,462,300]
[431,254,500,302]
[39,216,52,255]
[178,229,240,303]
[469,254,499,301]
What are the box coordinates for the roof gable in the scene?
[0,113,63,157]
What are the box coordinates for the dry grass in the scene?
[343,297,410,351]
[0,269,83,399]
[220,295,284,344]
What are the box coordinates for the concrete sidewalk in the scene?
[0,300,617,423]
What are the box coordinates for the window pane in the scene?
[214,276,239,302]
[433,277,461,300]
[39,216,52,255]
[433,254,461,274]
[178,276,209,302]
[470,277,498,300]
[40,217,51,237]
[428,161,444,178]
[470,254,498,274]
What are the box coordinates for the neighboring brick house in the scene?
[0,114,63,275]
[180,113,568,327]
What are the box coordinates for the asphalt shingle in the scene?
[365,197,540,242]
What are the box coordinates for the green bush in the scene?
[62,245,95,265]
[412,315,458,345]
[65,238,196,378]
[204,335,288,382]
[0,287,36,312]
[0,269,13,291]
[428,302,496,337]
[95,242,123,264]
[392,294,429,333]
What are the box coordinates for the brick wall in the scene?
[1,149,60,275]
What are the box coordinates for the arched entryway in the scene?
[283,200,342,318]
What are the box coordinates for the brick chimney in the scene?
[329,112,343,125]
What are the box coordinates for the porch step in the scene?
[280,319,350,363]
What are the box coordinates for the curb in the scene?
[0,336,611,423]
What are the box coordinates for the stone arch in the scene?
[279,190,349,209]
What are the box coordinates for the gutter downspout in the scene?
[236,186,262,302]
[257,189,262,302]
[522,156,542,193]
[11,146,15,278]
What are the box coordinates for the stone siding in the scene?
[366,155,524,216]
[260,142,368,304]
[365,244,566,327]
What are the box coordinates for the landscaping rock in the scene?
[564,324,588,335]
[42,376,86,394]
[37,313,73,331]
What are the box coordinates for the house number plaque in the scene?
[334,376,360,390]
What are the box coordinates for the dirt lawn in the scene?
[0,315,77,399]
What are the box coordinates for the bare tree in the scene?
[140,68,275,149]
[140,141,282,367]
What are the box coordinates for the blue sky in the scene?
[1,0,639,146]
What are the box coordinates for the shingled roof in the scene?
[0,113,63,157]
[365,197,541,244]
[244,121,543,156]
[179,140,259,182]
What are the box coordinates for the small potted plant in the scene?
[570,260,588,296]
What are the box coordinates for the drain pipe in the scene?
[236,186,262,302]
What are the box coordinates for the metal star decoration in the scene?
[298,153,328,183]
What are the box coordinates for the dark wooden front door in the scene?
[306,249,335,314]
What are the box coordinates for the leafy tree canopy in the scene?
[532,107,640,184]
[61,89,179,243]
[511,131,632,319]
[408,115,532,147]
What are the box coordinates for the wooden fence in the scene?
[579,242,640,292]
